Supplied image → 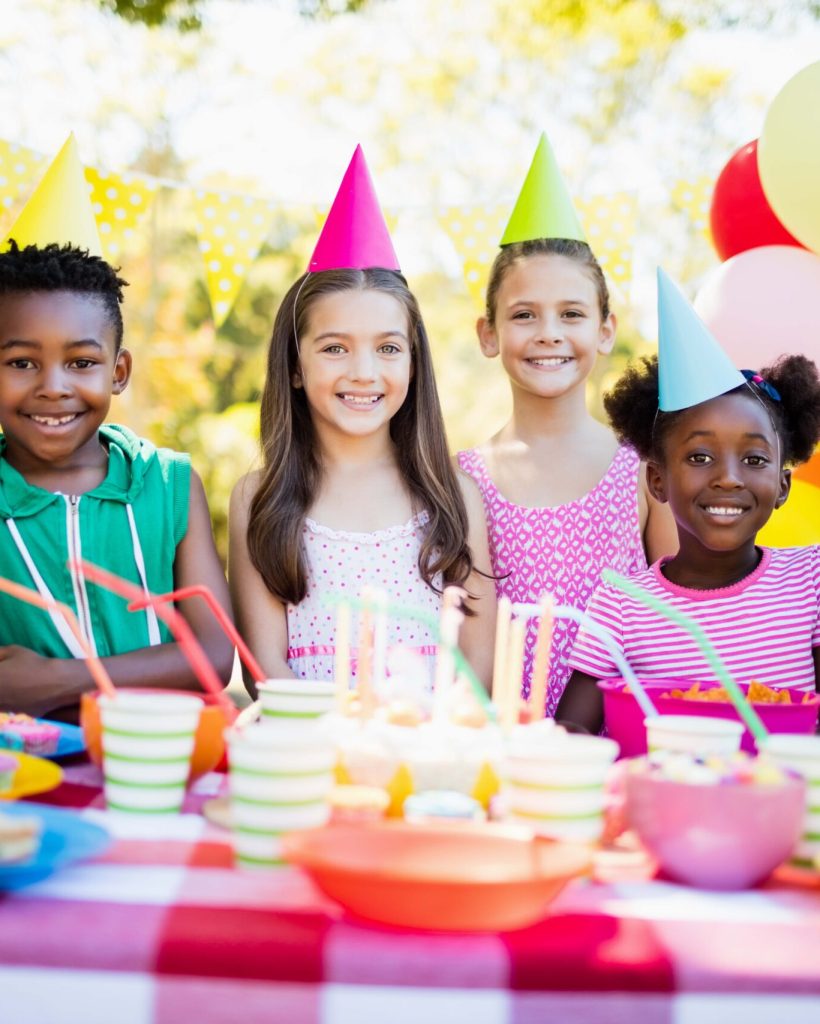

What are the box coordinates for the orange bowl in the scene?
[80,688,234,781]
[282,820,591,931]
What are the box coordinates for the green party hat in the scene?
[500,132,585,245]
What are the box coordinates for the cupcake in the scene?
[0,714,61,756]
[328,784,390,823]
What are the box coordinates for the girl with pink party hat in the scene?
[558,270,820,734]
[458,134,677,718]
[230,147,495,694]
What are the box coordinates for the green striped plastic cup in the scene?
[99,692,204,814]
[257,679,336,724]
[226,720,335,868]
[502,734,619,843]
[760,734,820,869]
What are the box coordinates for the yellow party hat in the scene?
[4,134,102,256]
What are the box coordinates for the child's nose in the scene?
[35,366,71,397]
[349,351,377,381]
[712,459,744,487]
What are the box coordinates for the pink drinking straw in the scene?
[0,575,116,698]
[127,584,265,685]
[71,559,236,717]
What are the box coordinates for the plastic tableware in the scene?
[98,691,203,814]
[599,679,819,756]
[0,801,111,890]
[760,734,820,868]
[81,688,231,781]
[256,679,336,722]
[645,714,744,756]
[625,769,806,890]
[283,819,592,931]
[0,752,63,801]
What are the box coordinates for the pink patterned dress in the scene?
[286,513,441,685]
[458,445,647,715]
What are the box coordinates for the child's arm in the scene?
[0,470,235,718]
[456,471,497,693]
[555,670,605,733]
[228,472,294,697]
[639,464,678,563]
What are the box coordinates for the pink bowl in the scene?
[599,679,820,756]
[625,770,806,889]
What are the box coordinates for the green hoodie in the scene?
[0,424,190,658]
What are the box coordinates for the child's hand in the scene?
[0,645,59,717]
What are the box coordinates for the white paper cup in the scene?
[760,734,820,866]
[257,679,336,723]
[226,720,334,868]
[99,692,204,814]
[502,734,619,843]
[646,715,744,757]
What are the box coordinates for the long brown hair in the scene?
[247,268,474,605]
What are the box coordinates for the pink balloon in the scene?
[694,245,820,368]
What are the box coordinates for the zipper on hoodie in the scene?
[64,494,97,654]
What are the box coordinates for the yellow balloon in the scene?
[758,60,820,255]
[758,479,820,548]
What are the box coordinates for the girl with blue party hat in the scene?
[458,134,676,718]
[229,147,495,693]
[557,269,820,733]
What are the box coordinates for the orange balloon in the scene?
[793,447,820,490]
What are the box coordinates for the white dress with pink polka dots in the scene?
[286,512,442,685]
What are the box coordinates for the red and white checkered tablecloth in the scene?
[2,761,819,1024]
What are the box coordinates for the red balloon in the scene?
[709,139,805,262]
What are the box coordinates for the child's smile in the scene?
[648,390,790,578]
[0,291,130,482]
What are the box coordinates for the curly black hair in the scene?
[0,241,128,349]
[605,353,820,468]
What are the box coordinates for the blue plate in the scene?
[0,802,111,890]
[47,721,86,760]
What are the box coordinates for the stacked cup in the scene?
[645,715,744,757]
[760,734,820,868]
[99,692,204,814]
[226,719,335,868]
[257,679,336,723]
[501,730,620,843]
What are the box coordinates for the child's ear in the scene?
[645,459,668,504]
[597,312,617,356]
[292,368,303,388]
[774,467,792,509]
[477,316,499,358]
[111,348,132,395]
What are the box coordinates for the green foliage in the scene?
[97,0,203,31]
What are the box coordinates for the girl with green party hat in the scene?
[458,133,677,718]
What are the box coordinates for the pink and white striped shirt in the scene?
[569,546,820,692]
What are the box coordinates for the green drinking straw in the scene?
[602,569,769,744]
[323,592,497,722]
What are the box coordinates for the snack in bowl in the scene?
[0,808,41,863]
[664,680,810,705]
[625,750,806,889]
[0,714,61,757]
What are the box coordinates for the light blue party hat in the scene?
[657,268,745,412]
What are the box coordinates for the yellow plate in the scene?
[0,751,63,801]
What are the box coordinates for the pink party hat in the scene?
[657,268,745,412]
[309,146,400,272]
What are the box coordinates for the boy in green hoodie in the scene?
[0,242,234,720]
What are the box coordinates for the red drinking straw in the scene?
[0,575,116,698]
[127,584,266,685]
[72,559,235,717]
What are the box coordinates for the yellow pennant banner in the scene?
[438,204,508,308]
[85,168,158,263]
[577,192,636,288]
[192,190,276,327]
[671,175,713,241]
[0,140,49,221]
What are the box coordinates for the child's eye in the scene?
[563,310,584,319]
[744,454,770,467]
[71,358,97,369]
[512,310,534,320]
[6,358,35,370]
[321,344,346,355]
[687,452,712,465]
[379,343,402,355]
